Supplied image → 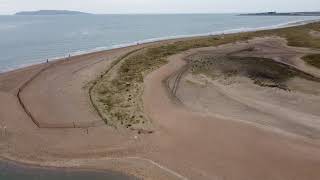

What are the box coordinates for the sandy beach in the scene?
[1,22,320,179]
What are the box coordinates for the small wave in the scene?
[0,20,45,32]
[0,61,41,73]
[0,24,18,31]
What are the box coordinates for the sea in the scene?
[0,14,320,73]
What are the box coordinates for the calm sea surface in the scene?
[0,14,319,72]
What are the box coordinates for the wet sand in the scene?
[0,159,135,180]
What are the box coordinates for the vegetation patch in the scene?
[303,54,320,69]
[190,56,319,91]
[255,22,320,48]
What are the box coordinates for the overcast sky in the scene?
[0,0,319,15]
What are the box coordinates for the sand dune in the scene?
[172,37,320,139]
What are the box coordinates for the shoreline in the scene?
[0,37,188,179]
[0,157,133,177]
[1,20,320,179]
[1,18,319,74]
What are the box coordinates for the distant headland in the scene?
[15,10,91,15]
[240,11,320,16]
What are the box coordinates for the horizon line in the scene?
[1,10,320,16]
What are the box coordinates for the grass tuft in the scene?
[303,54,320,69]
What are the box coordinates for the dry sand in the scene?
[0,34,320,180]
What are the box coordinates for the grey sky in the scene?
[0,0,319,15]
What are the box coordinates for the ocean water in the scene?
[0,14,319,72]
[0,160,136,180]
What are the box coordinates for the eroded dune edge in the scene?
[1,22,320,179]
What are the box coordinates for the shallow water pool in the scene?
[0,160,137,180]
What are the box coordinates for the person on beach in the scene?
[46,59,49,63]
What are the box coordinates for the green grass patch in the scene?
[303,54,320,69]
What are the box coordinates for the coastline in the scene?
[1,18,319,74]
[0,157,135,179]
[0,36,191,179]
[1,20,320,179]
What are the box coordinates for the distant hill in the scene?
[15,10,91,15]
[240,11,320,16]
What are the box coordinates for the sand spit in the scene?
[1,24,320,179]
[0,41,186,179]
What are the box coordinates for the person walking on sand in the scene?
[46,59,49,63]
